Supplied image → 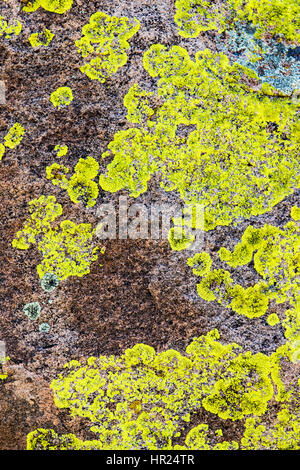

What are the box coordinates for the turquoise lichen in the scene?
[218,22,300,94]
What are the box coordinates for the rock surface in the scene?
[0,0,299,449]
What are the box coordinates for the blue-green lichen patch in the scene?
[99,45,300,231]
[218,22,300,94]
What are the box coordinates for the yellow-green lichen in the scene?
[189,209,300,325]
[46,163,69,188]
[29,29,54,47]
[12,195,99,280]
[75,11,140,83]
[282,302,300,362]
[267,313,280,326]
[99,46,300,231]
[0,356,9,381]
[46,156,99,207]
[27,428,104,450]
[291,206,300,221]
[27,424,239,451]
[168,226,195,251]
[0,143,5,162]
[26,329,281,450]
[241,381,300,450]
[187,252,212,276]
[54,144,68,157]
[174,0,300,42]
[36,220,99,280]
[0,17,22,39]
[23,0,73,14]
[50,87,73,109]
[3,123,25,149]
[12,195,63,250]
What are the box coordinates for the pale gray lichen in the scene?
[41,272,59,293]
[23,302,41,320]
[39,323,50,333]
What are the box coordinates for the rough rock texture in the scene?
[0,0,298,450]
